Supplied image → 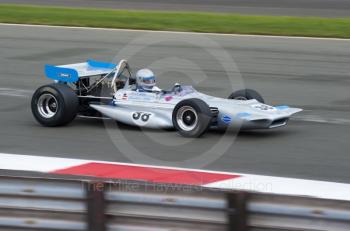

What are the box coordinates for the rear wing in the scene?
[45,60,117,83]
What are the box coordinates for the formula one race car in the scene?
[31,59,302,137]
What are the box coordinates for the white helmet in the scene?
[136,69,156,90]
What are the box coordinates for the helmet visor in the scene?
[143,76,155,84]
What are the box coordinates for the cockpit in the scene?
[111,60,196,97]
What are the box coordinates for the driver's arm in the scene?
[151,86,162,93]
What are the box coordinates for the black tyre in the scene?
[31,83,78,126]
[172,98,212,138]
[228,89,265,103]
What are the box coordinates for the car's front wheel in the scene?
[172,98,212,138]
[228,89,265,103]
[31,83,78,126]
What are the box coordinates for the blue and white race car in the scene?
[31,59,302,137]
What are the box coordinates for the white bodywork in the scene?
[90,85,302,130]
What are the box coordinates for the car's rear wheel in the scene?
[172,98,212,137]
[31,83,78,126]
[228,89,265,103]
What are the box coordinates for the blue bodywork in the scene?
[45,65,79,83]
[45,60,116,83]
[275,105,290,110]
[87,59,117,69]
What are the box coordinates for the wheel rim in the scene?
[234,96,247,100]
[176,106,198,131]
[37,93,58,118]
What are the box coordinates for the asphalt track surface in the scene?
[0,24,350,183]
[1,0,350,18]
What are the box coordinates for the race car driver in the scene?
[136,68,161,92]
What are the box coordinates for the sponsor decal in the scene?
[58,73,71,78]
[221,115,232,124]
[165,95,173,102]
[122,93,128,100]
[128,92,156,101]
[252,104,276,111]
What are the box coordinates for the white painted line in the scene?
[205,175,350,201]
[0,88,33,98]
[0,153,89,172]
[77,115,111,120]
[2,88,348,126]
[1,23,349,41]
[293,115,350,125]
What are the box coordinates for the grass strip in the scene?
[0,4,349,38]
